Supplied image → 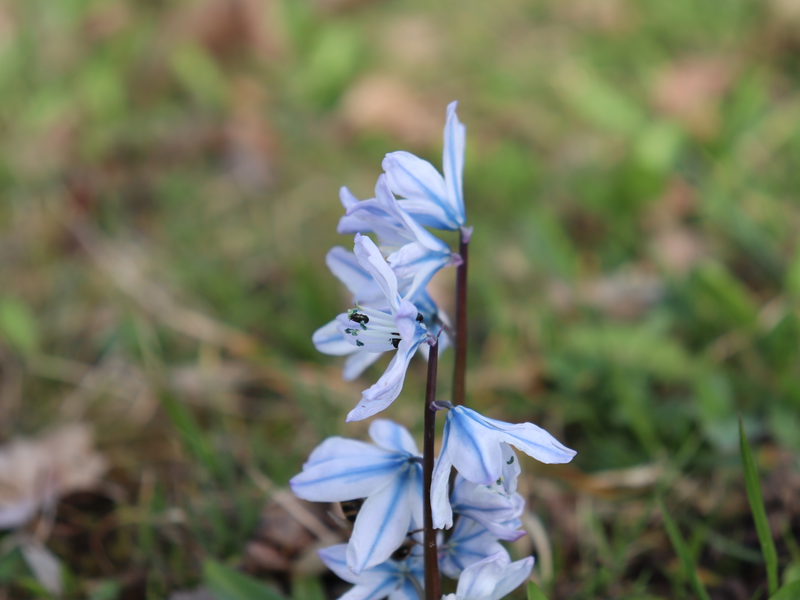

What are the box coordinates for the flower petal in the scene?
[440,517,507,579]
[340,186,361,210]
[451,477,525,542]
[478,415,577,464]
[346,306,425,422]
[343,350,384,381]
[369,420,419,456]
[347,467,414,574]
[382,152,449,218]
[387,242,451,302]
[353,234,400,312]
[442,101,466,226]
[396,197,454,231]
[326,247,384,305]
[431,417,455,530]
[374,175,451,254]
[407,465,424,533]
[346,350,412,422]
[290,438,405,502]
[455,552,511,600]
[388,578,421,600]
[313,320,358,356]
[455,553,534,600]
[318,545,360,584]
[499,444,520,496]
[447,408,503,486]
[485,556,535,600]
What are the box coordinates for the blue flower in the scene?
[339,174,456,301]
[290,420,423,575]
[448,474,525,542]
[438,517,507,579]
[442,552,534,600]
[432,406,576,530]
[312,245,450,382]
[319,544,424,600]
[312,234,429,421]
[382,101,466,232]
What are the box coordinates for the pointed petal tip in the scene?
[505,529,527,543]
[345,556,363,576]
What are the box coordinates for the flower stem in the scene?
[452,227,470,406]
[423,339,441,600]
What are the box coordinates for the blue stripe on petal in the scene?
[347,467,413,574]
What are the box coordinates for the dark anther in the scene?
[340,499,365,523]
[390,338,401,349]
[349,312,369,325]
[356,340,365,347]
[507,456,514,465]
[390,539,415,561]
[416,313,424,323]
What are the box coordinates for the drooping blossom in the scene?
[339,174,456,301]
[290,420,423,574]
[319,544,424,600]
[382,101,466,232]
[438,517,507,579]
[448,474,525,542]
[432,406,576,530]
[441,552,534,600]
[312,245,450,381]
[328,234,431,421]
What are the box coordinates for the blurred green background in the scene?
[1,0,800,598]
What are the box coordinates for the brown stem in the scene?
[423,339,441,600]
[452,228,470,406]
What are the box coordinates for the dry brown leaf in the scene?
[339,76,441,146]
[548,268,664,319]
[169,589,216,600]
[533,463,663,500]
[0,2,16,52]
[168,0,283,62]
[651,226,707,275]
[382,16,442,69]
[64,217,258,355]
[223,77,276,192]
[642,177,697,228]
[312,0,373,11]
[553,0,632,32]
[769,0,800,23]
[0,424,106,530]
[244,540,292,572]
[652,58,735,138]
[82,1,131,41]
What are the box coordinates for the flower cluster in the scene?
[294,103,576,600]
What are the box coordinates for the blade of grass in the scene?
[203,560,285,600]
[160,393,223,479]
[739,415,779,595]
[527,580,548,600]
[769,580,800,600]
[658,498,711,600]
